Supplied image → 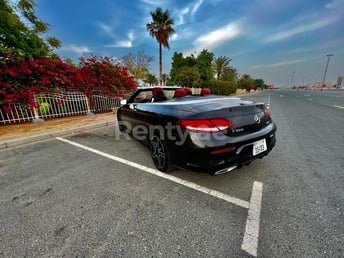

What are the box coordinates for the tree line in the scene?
[1,0,266,110]
[125,7,266,94]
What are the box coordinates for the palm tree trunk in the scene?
[159,43,162,86]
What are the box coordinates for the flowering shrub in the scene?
[78,56,137,96]
[0,51,137,113]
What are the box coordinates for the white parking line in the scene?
[334,105,344,109]
[56,137,249,208]
[241,181,263,257]
[266,91,271,108]
[56,137,263,256]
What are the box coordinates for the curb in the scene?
[0,121,116,150]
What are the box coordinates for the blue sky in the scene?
[35,0,344,87]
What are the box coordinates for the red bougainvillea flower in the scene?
[28,60,37,67]
[0,51,137,111]
[0,82,11,88]
[3,106,12,114]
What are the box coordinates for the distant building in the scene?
[311,82,335,89]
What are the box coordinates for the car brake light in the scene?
[264,109,271,120]
[178,118,233,133]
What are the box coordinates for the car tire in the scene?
[149,134,173,172]
[117,119,129,133]
[118,124,126,132]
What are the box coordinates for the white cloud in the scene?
[98,23,117,39]
[325,0,343,9]
[106,41,132,48]
[209,0,222,5]
[171,33,178,41]
[106,31,134,48]
[177,7,190,25]
[63,45,92,55]
[171,27,195,42]
[265,17,338,43]
[127,31,134,41]
[250,59,306,70]
[192,22,241,51]
[175,0,204,26]
[98,23,134,48]
[140,0,169,6]
[288,47,322,54]
[191,0,204,15]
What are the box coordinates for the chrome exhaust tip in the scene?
[214,166,237,175]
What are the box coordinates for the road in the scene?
[0,90,343,257]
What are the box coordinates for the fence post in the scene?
[32,96,45,123]
[85,95,94,116]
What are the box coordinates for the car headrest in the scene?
[173,89,187,98]
[184,88,192,95]
[200,88,211,96]
[152,87,165,97]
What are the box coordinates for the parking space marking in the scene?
[241,181,263,257]
[266,91,271,109]
[334,105,344,109]
[56,137,263,256]
[56,137,249,208]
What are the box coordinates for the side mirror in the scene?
[120,99,127,105]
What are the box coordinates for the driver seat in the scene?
[152,87,167,102]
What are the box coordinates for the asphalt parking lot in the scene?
[1,90,343,257]
[0,124,269,257]
[57,126,263,256]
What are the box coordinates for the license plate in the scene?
[252,139,267,156]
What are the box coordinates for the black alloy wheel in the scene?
[149,135,172,172]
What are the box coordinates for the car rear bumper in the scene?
[172,124,277,174]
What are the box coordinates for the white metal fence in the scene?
[0,91,122,124]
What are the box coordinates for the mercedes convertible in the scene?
[117,86,276,175]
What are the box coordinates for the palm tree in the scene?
[146,7,175,85]
[162,73,168,86]
[213,56,232,79]
[144,73,158,86]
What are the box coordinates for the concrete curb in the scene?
[0,121,116,150]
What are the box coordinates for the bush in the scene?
[199,80,237,95]
[0,51,137,113]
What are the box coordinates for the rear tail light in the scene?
[178,118,233,133]
[264,109,271,120]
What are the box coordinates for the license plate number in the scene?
[253,139,267,156]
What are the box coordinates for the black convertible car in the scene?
[117,86,276,175]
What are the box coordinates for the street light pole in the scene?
[290,71,295,87]
[322,54,333,87]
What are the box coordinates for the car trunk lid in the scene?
[172,97,271,135]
